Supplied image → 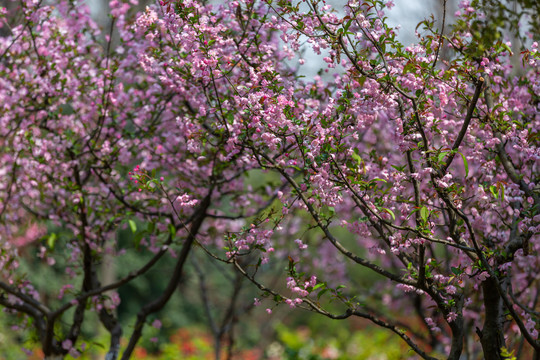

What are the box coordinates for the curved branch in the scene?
[257,152,416,286]
[441,77,484,174]
[0,281,50,315]
[232,258,436,360]
[120,191,212,360]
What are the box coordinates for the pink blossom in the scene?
[151,319,162,329]
[62,339,73,351]
[447,312,458,323]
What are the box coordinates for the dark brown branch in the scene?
[437,188,540,351]
[232,258,436,360]
[191,256,219,336]
[257,152,416,286]
[441,77,484,174]
[406,150,426,286]
[120,191,212,360]
[431,0,447,71]
[99,308,123,360]
[349,308,438,360]
[0,281,50,315]
[497,141,539,204]
[0,294,46,337]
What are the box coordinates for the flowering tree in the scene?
[0,0,271,358]
[0,0,539,359]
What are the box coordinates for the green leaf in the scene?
[168,223,176,237]
[458,151,469,178]
[438,151,449,163]
[317,288,329,300]
[351,151,363,166]
[128,219,137,233]
[501,43,513,55]
[343,18,353,32]
[402,62,415,74]
[408,208,419,219]
[391,164,406,172]
[489,185,499,199]
[420,206,429,222]
[357,76,366,86]
[47,233,57,250]
[381,207,395,221]
[451,267,462,276]
[312,283,326,291]
[134,232,144,250]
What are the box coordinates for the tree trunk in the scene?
[479,278,506,359]
[448,317,464,360]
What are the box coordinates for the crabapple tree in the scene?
[0,0,539,359]
[0,0,275,358]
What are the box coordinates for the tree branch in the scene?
[120,191,212,360]
[442,77,484,174]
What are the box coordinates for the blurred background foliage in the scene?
[451,0,539,60]
[0,309,418,360]
[476,0,539,44]
[0,205,412,359]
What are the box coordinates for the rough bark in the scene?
[479,278,506,359]
[447,305,465,360]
